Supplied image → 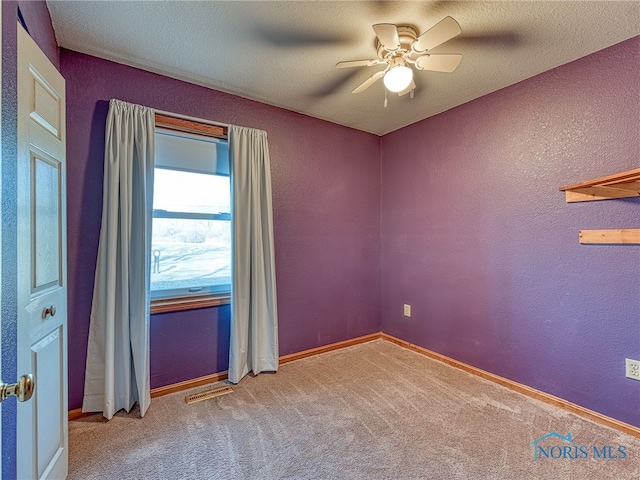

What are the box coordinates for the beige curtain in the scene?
[228,125,278,384]
[82,99,155,419]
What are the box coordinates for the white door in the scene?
[17,23,68,480]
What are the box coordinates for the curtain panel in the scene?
[82,99,155,419]
[228,125,279,384]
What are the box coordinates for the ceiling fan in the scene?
[336,17,463,97]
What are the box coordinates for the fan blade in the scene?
[397,80,416,96]
[336,59,380,69]
[415,54,462,73]
[373,24,400,50]
[413,16,461,52]
[352,70,385,93]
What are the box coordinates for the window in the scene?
[150,127,230,310]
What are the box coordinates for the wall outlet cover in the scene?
[625,358,640,381]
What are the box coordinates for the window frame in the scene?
[150,114,230,314]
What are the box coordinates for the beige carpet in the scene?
[69,340,640,479]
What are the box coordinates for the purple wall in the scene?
[61,50,381,410]
[2,3,20,478]
[150,306,230,388]
[381,37,640,427]
[17,0,59,68]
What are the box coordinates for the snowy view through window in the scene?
[150,168,231,296]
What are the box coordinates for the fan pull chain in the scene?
[384,88,388,108]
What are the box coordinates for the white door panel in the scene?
[33,329,65,478]
[17,23,68,480]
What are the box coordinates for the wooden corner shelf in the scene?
[560,168,640,245]
[559,168,640,203]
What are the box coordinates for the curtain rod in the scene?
[153,108,229,129]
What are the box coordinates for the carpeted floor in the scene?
[69,339,640,479]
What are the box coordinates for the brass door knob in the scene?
[42,305,56,319]
[0,374,35,403]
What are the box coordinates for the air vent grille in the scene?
[185,385,233,404]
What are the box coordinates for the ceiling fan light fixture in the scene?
[383,64,413,93]
[338,17,462,96]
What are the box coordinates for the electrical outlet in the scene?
[403,304,411,317]
[626,358,640,381]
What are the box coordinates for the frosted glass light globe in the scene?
[383,65,413,92]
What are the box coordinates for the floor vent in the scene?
[185,386,234,405]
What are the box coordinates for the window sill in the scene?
[150,293,230,314]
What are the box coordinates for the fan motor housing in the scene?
[375,25,418,60]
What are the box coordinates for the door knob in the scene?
[0,374,34,403]
[42,305,56,319]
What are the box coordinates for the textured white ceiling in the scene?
[46,1,640,136]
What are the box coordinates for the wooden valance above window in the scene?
[155,113,228,139]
